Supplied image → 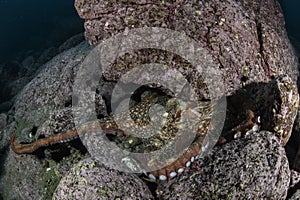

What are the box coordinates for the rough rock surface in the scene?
[250,75,299,145]
[156,131,290,199]
[0,113,7,130]
[75,0,298,87]
[290,190,300,200]
[0,33,85,113]
[290,170,300,188]
[0,145,90,200]
[53,157,154,199]
[0,0,298,199]
[0,151,46,199]
[0,42,92,197]
[289,104,300,171]
[74,0,299,143]
[8,42,92,144]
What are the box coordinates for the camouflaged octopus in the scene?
[11,91,261,181]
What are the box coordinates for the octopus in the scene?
[10,91,260,181]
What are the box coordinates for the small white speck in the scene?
[148,174,156,180]
[245,130,252,136]
[252,124,259,132]
[234,133,241,140]
[162,112,169,118]
[186,161,191,168]
[257,116,261,124]
[288,90,293,102]
[169,172,177,178]
[159,175,167,181]
[191,156,195,162]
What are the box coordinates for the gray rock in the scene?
[157,131,290,199]
[53,157,154,200]
[0,113,7,130]
[75,0,298,90]
[58,33,85,53]
[12,42,92,131]
[0,151,46,199]
[289,190,300,200]
[290,170,300,188]
[250,75,299,145]
[0,0,298,199]
[74,0,299,144]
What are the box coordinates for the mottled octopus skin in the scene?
[10,117,259,181]
[10,123,124,154]
[10,95,260,181]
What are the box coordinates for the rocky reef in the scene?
[0,0,300,199]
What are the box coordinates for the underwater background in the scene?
[0,1,300,199]
[278,0,300,56]
[0,0,299,112]
[0,0,299,64]
[0,0,83,64]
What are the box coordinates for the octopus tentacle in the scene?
[10,115,259,179]
[10,122,125,154]
[10,93,261,181]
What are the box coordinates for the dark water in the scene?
[0,0,299,107]
[278,0,300,55]
[0,1,299,64]
[0,0,83,64]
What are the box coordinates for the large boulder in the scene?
[157,131,290,199]
[53,158,154,199]
[74,0,299,143]
[0,0,298,199]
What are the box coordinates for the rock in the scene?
[75,0,298,91]
[288,97,300,171]
[21,56,35,69]
[53,157,154,200]
[289,190,300,200]
[0,145,90,200]
[290,170,300,188]
[74,0,299,143]
[0,151,46,199]
[58,33,85,53]
[12,42,92,128]
[0,113,7,130]
[0,113,7,141]
[156,131,290,199]
[250,75,299,145]
[0,0,298,199]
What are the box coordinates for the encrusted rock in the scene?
[58,33,85,53]
[0,113,7,130]
[74,0,299,143]
[0,0,298,199]
[289,190,300,200]
[290,170,300,188]
[8,42,92,142]
[289,98,300,171]
[53,157,154,200]
[0,151,46,199]
[250,75,299,145]
[157,131,290,199]
[75,0,298,93]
